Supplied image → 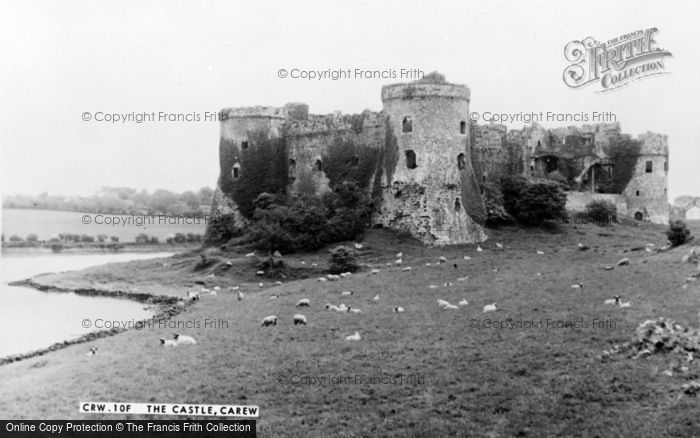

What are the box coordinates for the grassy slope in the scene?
[1,222,700,437]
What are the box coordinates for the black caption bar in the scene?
[1,420,256,437]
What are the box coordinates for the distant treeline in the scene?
[2,186,214,216]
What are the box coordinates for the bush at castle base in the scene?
[502,176,567,226]
[481,181,514,227]
[582,199,618,225]
[328,246,359,274]
[667,220,692,247]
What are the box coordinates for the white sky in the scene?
[1,0,698,200]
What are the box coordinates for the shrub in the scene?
[512,180,567,226]
[257,257,286,278]
[582,200,617,225]
[328,245,359,274]
[501,175,530,216]
[135,233,150,244]
[50,243,64,253]
[110,236,119,242]
[149,236,160,244]
[174,233,187,244]
[481,182,514,227]
[81,234,95,243]
[97,234,108,243]
[26,234,39,242]
[546,170,570,190]
[203,213,240,246]
[666,220,692,247]
[9,235,23,242]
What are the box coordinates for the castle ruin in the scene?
[208,73,669,246]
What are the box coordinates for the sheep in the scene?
[496,243,503,249]
[457,276,469,281]
[373,295,380,301]
[577,243,590,251]
[602,265,614,271]
[340,272,351,278]
[269,293,279,299]
[355,243,363,249]
[348,307,362,314]
[443,282,452,287]
[213,286,221,291]
[245,252,256,257]
[604,295,621,305]
[429,285,439,289]
[256,270,265,276]
[210,290,217,296]
[341,290,354,296]
[296,298,311,307]
[437,299,451,308]
[570,283,584,289]
[483,303,497,313]
[175,301,186,307]
[536,250,544,255]
[311,263,318,267]
[293,314,307,325]
[617,257,630,266]
[160,338,177,347]
[318,277,328,282]
[273,250,282,257]
[425,263,432,266]
[226,261,233,266]
[536,272,542,276]
[345,331,361,341]
[200,288,211,294]
[325,303,340,312]
[86,347,98,357]
[396,252,403,258]
[230,286,240,291]
[476,246,483,252]
[402,267,412,272]
[258,282,264,288]
[443,303,459,310]
[237,291,244,301]
[393,306,405,313]
[275,281,283,285]
[619,301,632,308]
[385,263,392,266]
[327,274,340,281]
[371,269,380,274]
[301,261,306,265]
[438,256,448,264]
[458,299,469,306]
[464,256,472,260]
[261,315,278,327]
[492,268,499,272]
[395,259,403,265]
[337,303,349,312]
[173,333,196,345]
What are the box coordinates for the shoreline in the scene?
[1,278,190,366]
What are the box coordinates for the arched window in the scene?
[405,150,417,169]
[314,159,323,172]
[457,153,465,170]
[232,163,241,179]
[636,190,640,196]
[402,116,413,133]
[460,121,466,134]
[241,141,249,150]
[634,211,643,221]
[289,159,296,176]
[646,161,653,173]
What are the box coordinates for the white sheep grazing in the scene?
[464,256,472,260]
[458,299,469,306]
[483,303,497,313]
[348,307,362,314]
[237,291,244,301]
[258,282,264,288]
[86,347,98,356]
[201,288,211,294]
[245,252,256,257]
[443,303,459,310]
[187,291,200,301]
[296,298,310,307]
[355,243,363,249]
[160,338,177,347]
[617,257,630,266]
[373,295,380,301]
[261,315,278,327]
[496,243,503,249]
[173,333,196,345]
[438,256,448,264]
[210,290,217,296]
[213,286,221,291]
[429,285,439,289]
[345,331,361,341]
[340,272,351,278]
[395,259,403,265]
[437,299,451,308]
[536,250,544,255]
[604,295,621,305]
[318,277,328,282]
[226,261,233,266]
[444,282,452,287]
[327,274,340,281]
[457,276,469,281]
[325,303,340,312]
[311,263,318,267]
[570,283,584,289]
[176,301,186,307]
[476,246,483,252]
[402,267,412,272]
[256,271,265,276]
[385,263,392,266]
[230,286,240,291]
[425,263,432,266]
[396,252,403,259]
[341,290,354,296]
[393,306,405,313]
[371,269,380,274]
[275,281,283,285]
[293,314,307,325]
[619,301,631,308]
[338,303,349,312]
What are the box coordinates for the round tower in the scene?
[377,73,486,245]
[623,132,669,224]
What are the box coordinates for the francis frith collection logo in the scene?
[563,27,672,92]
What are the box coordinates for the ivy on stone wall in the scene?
[383,116,399,185]
[228,131,288,218]
[322,136,381,192]
[603,138,641,194]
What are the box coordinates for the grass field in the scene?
[2,208,207,242]
[1,220,700,437]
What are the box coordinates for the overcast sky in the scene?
[1,0,698,200]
